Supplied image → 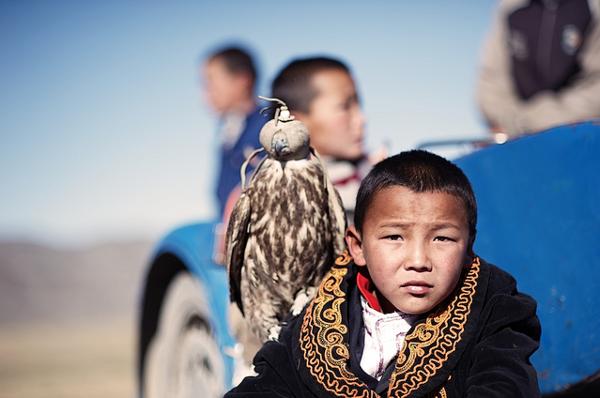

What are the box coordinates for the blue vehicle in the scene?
[137,121,600,397]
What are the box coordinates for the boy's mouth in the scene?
[401,281,433,295]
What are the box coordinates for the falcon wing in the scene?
[225,190,251,316]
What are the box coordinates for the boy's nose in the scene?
[404,242,432,272]
[353,105,366,131]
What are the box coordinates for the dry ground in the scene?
[0,318,134,398]
[0,240,153,398]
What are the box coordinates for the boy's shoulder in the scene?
[245,105,269,129]
[479,257,513,283]
[475,257,540,329]
[477,257,529,299]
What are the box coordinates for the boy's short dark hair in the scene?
[354,150,477,249]
[271,56,350,113]
[208,46,257,86]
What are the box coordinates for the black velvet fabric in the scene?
[508,0,592,100]
[225,258,541,397]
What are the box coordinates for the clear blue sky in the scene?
[0,1,496,246]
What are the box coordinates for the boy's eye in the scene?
[340,97,357,111]
[434,236,455,242]
[385,235,403,241]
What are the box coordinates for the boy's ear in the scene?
[345,225,367,266]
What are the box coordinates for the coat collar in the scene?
[296,251,487,398]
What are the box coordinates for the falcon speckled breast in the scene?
[225,97,346,342]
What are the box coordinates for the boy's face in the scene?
[346,186,470,315]
[297,69,365,160]
[203,58,250,114]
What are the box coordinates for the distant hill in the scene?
[0,240,153,326]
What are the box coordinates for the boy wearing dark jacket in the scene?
[227,150,541,397]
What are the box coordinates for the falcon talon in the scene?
[291,287,317,316]
[268,325,282,341]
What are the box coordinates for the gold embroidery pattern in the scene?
[437,387,448,398]
[388,257,481,397]
[300,253,480,398]
[425,386,448,398]
[300,251,377,398]
[334,250,353,266]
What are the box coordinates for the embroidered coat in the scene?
[226,253,541,398]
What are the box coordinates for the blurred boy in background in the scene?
[271,56,382,222]
[203,46,267,265]
[202,46,267,217]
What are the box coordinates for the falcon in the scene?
[225,98,346,342]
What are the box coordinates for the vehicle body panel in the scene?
[456,121,600,392]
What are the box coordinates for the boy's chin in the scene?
[381,297,428,315]
[334,151,365,163]
[387,297,440,316]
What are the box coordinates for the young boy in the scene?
[226,150,541,397]
[203,46,268,265]
[271,56,376,220]
[202,46,267,216]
